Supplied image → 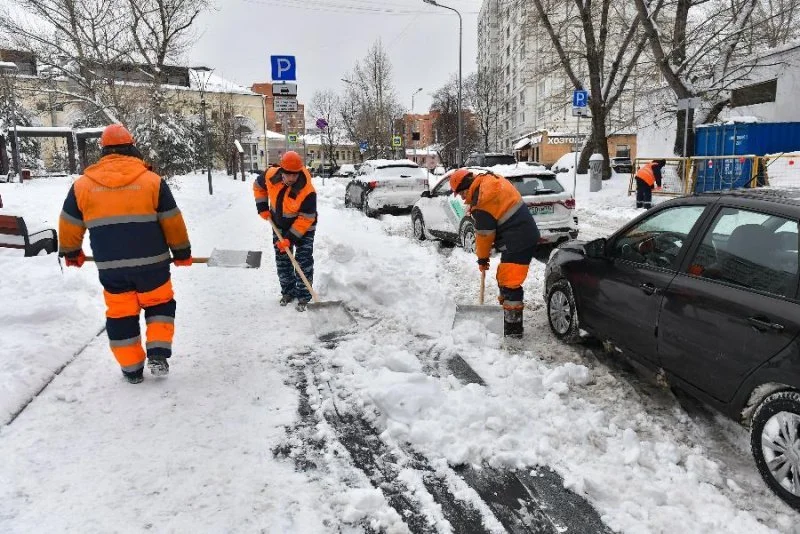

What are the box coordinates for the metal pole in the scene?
[202,96,212,195]
[9,81,21,179]
[457,9,463,167]
[573,116,580,196]
[284,112,288,154]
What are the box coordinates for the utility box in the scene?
[589,153,603,192]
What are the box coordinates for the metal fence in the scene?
[628,155,765,197]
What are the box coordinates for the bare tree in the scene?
[309,89,344,168]
[634,0,800,154]
[339,40,402,160]
[432,76,478,167]
[530,0,656,177]
[466,68,501,153]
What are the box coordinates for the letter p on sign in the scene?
[271,55,297,82]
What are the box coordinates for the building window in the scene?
[519,91,525,106]
[506,45,510,58]
[616,144,631,158]
[538,105,545,122]
[538,79,546,95]
[731,79,777,107]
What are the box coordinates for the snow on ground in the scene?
[0,172,798,533]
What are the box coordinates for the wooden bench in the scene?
[0,215,58,256]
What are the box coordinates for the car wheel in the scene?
[411,209,426,241]
[362,191,377,218]
[750,390,800,511]
[460,220,476,253]
[546,279,581,343]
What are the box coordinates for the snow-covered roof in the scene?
[266,129,287,140]
[14,126,73,134]
[513,137,531,150]
[364,159,419,168]
[301,133,355,146]
[188,70,255,95]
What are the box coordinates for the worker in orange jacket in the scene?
[59,124,192,384]
[635,159,666,209]
[450,169,540,338]
[253,151,317,311]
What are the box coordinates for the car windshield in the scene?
[484,155,517,166]
[374,166,427,178]
[507,176,565,195]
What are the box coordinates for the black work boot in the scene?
[504,309,523,338]
[122,368,144,384]
[280,294,295,307]
[147,356,169,377]
[296,299,309,312]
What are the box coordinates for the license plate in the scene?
[529,204,554,216]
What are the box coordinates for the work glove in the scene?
[275,238,292,254]
[65,251,86,268]
[260,211,271,221]
[477,258,490,273]
[174,257,193,267]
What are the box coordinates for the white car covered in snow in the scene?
[411,165,578,252]
[344,159,430,217]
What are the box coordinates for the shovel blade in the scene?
[206,249,262,269]
[453,305,505,337]
[307,301,357,341]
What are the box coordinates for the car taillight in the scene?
[368,181,379,189]
[563,198,576,209]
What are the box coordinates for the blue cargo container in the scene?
[694,122,800,192]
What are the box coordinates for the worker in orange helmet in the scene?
[253,151,317,311]
[450,168,540,338]
[58,123,192,384]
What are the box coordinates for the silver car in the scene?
[345,160,430,217]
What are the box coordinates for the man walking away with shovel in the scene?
[450,169,539,338]
[58,124,192,384]
[253,151,317,312]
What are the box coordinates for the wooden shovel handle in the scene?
[479,269,486,306]
[266,218,319,303]
[85,256,209,263]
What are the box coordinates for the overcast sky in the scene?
[188,0,480,118]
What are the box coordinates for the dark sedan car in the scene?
[544,189,800,510]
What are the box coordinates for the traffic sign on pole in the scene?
[316,118,328,130]
[359,141,368,154]
[270,56,297,81]
[572,89,590,117]
[272,83,298,96]
[274,96,298,113]
[288,133,298,143]
[392,135,402,148]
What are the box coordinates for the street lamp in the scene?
[411,87,423,164]
[422,0,463,167]
[190,66,214,195]
[0,61,21,179]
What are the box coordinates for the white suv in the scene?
[411,165,578,251]
[344,159,430,217]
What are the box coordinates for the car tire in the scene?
[750,390,800,511]
[546,279,581,344]
[460,219,476,253]
[411,209,426,241]
[362,191,377,218]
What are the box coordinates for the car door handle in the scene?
[640,283,657,296]
[748,317,785,332]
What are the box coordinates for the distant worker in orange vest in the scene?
[634,159,666,209]
[253,151,318,311]
[58,124,192,384]
[450,168,540,338]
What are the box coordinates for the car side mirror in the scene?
[585,238,608,259]
[421,190,432,198]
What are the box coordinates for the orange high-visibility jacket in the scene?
[59,154,190,271]
[465,172,539,260]
[253,167,317,240]
[635,162,662,187]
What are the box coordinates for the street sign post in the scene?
[274,96,298,113]
[571,89,590,195]
[316,118,328,130]
[359,141,368,154]
[288,133,298,144]
[270,56,297,81]
[392,135,402,148]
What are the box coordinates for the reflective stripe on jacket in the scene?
[58,154,190,271]
[466,172,540,259]
[253,167,317,239]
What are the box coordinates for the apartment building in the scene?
[478,0,646,164]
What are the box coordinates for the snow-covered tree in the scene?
[309,89,346,168]
[432,76,479,167]
[129,110,198,177]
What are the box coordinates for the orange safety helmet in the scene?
[100,124,135,147]
[280,151,304,173]
[449,168,474,195]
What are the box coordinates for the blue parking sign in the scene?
[271,56,296,81]
[572,89,589,108]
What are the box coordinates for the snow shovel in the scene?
[85,249,263,268]
[267,219,356,341]
[453,270,505,337]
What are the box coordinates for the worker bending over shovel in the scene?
[59,124,192,384]
[450,169,540,338]
[253,151,318,312]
